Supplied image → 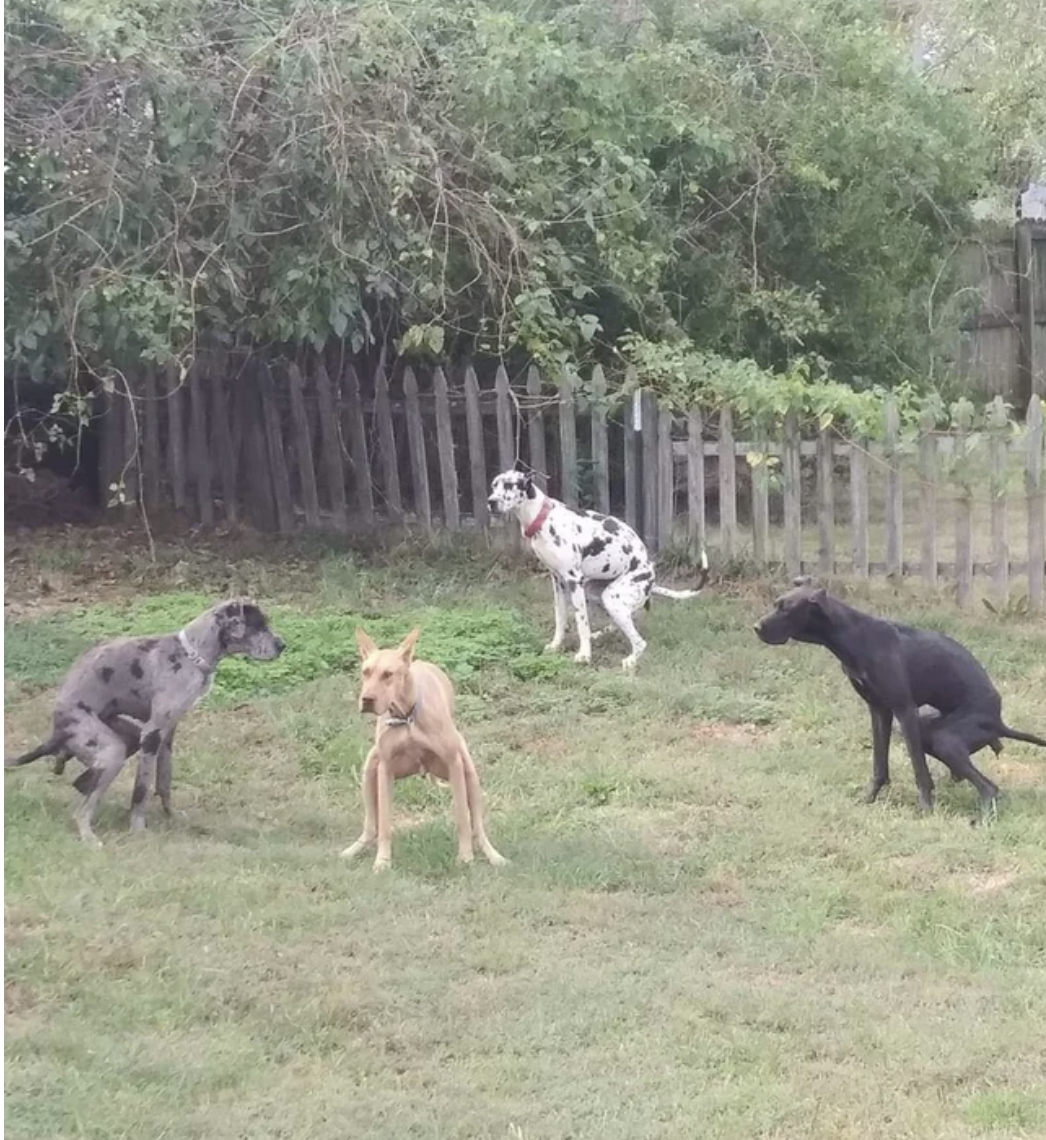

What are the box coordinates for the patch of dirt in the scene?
[4,979,38,1016]
[688,719,771,745]
[965,870,1020,895]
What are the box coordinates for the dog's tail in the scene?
[998,725,1046,749]
[651,551,710,601]
[5,734,64,769]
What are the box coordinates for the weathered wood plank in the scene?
[782,412,801,578]
[686,408,706,553]
[433,367,460,529]
[403,367,432,530]
[590,365,610,513]
[142,366,161,509]
[257,360,295,533]
[286,361,320,529]
[718,407,738,561]
[1026,395,1044,611]
[209,368,238,523]
[641,391,659,550]
[165,362,188,511]
[238,362,275,529]
[918,409,937,588]
[623,379,639,529]
[657,402,673,551]
[525,366,547,486]
[342,364,374,521]
[954,402,974,606]
[189,363,213,525]
[751,446,770,569]
[816,428,834,577]
[313,359,348,531]
[464,366,488,527]
[373,364,402,520]
[558,370,578,507]
[850,436,869,577]
[989,395,1010,603]
[495,365,515,472]
[884,397,902,578]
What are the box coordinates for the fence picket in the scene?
[433,367,460,529]
[657,402,673,551]
[526,366,547,488]
[641,391,659,549]
[189,363,213,525]
[718,407,738,561]
[313,360,348,531]
[559,370,578,506]
[884,398,902,578]
[373,364,402,520]
[464,366,488,527]
[989,395,1010,603]
[590,365,610,513]
[752,445,770,569]
[342,364,374,522]
[403,367,432,530]
[782,412,801,578]
[918,410,937,587]
[623,374,639,529]
[954,402,974,606]
[817,428,834,577]
[287,361,320,529]
[850,436,869,577]
[1026,395,1044,611]
[686,408,706,552]
[208,352,238,523]
[142,365,161,509]
[258,361,294,532]
[494,365,518,550]
[165,362,187,511]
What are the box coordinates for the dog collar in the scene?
[178,630,215,675]
[523,498,553,540]
[384,688,422,729]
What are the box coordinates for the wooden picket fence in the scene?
[98,353,1046,609]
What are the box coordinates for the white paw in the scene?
[543,641,564,655]
[485,850,508,867]
[621,655,639,672]
[573,650,592,665]
[372,858,391,874]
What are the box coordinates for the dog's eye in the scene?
[381,670,392,681]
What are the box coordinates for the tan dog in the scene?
[341,627,506,872]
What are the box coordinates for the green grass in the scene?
[5,526,1046,1140]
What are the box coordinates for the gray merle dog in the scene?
[5,598,284,845]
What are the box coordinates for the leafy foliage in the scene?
[5,0,991,407]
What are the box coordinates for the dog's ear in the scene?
[524,473,536,494]
[397,627,421,663]
[355,627,378,661]
[513,459,527,473]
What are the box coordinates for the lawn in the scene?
[5,524,1046,1140]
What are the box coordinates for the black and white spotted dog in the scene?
[487,469,710,670]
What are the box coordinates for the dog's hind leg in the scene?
[66,719,132,846]
[459,735,506,866]
[341,748,380,861]
[564,575,593,664]
[922,714,1001,822]
[600,572,649,671]
[446,750,475,865]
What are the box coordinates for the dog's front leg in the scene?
[373,759,395,872]
[862,704,893,803]
[130,719,174,832]
[897,707,935,813]
[447,756,474,865]
[155,727,176,817]
[544,576,570,654]
[566,577,593,664]
[341,747,380,861]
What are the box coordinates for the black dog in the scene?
[754,580,1046,820]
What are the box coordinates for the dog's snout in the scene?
[360,695,376,713]
[274,636,286,655]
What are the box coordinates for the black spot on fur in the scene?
[56,713,75,730]
[142,729,162,754]
[603,518,620,534]
[581,536,610,560]
[167,653,183,672]
[129,688,142,700]
[548,525,558,540]
[130,659,144,679]
[140,639,159,650]
[76,700,93,714]
[622,544,632,555]
[601,563,611,574]
[86,737,98,748]
[73,767,101,796]
[634,569,654,583]
[628,556,640,572]
[99,667,114,683]
[131,782,147,806]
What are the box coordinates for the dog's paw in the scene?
[543,641,564,655]
[573,650,592,665]
[372,858,391,874]
[620,655,639,672]
[79,832,104,849]
[485,850,508,867]
[456,851,475,866]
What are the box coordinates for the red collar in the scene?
[523,498,553,540]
